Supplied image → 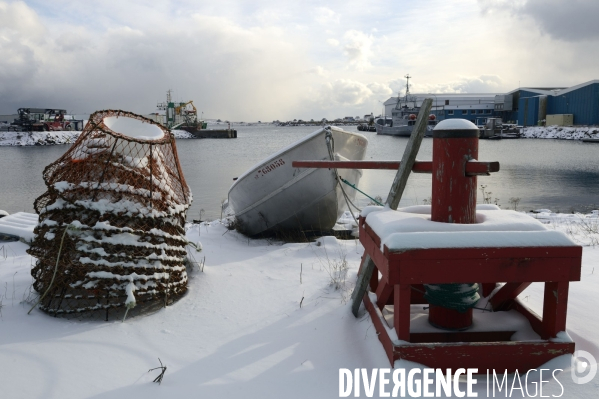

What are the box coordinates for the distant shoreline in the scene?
[1,125,598,146]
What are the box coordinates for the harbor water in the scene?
[1,124,598,220]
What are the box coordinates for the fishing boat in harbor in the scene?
[227,126,368,236]
[375,74,438,137]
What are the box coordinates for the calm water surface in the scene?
[1,125,598,220]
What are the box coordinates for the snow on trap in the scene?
[27,110,192,320]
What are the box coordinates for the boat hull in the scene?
[375,122,435,137]
[228,126,368,236]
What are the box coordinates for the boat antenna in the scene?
[404,74,411,104]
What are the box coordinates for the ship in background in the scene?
[152,91,235,138]
[375,74,438,137]
[156,90,207,133]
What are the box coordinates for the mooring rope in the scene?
[340,178,384,206]
[424,283,481,313]
[325,128,361,227]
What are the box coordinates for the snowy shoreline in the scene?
[0,129,194,146]
[521,125,599,140]
[0,208,598,398]
[2,125,598,146]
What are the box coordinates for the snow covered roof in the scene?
[505,80,599,96]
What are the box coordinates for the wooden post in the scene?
[351,255,375,316]
[542,281,569,339]
[386,98,433,210]
[394,284,411,341]
[350,99,433,317]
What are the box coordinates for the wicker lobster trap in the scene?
[27,110,192,320]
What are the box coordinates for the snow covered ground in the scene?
[0,130,193,146]
[522,125,599,140]
[1,209,598,398]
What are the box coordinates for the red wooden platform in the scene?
[358,215,582,372]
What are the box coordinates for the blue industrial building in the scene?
[494,80,599,126]
[384,80,599,126]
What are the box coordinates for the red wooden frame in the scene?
[292,160,499,176]
[358,216,582,372]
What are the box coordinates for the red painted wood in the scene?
[429,305,473,330]
[363,222,381,248]
[410,284,427,304]
[386,257,580,285]
[366,243,583,285]
[363,293,395,365]
[359,223,391,281]
[512,299,544,337]
[369,267,379,292]
[394,284,411,341]
[382,285,427,305]
[291,160,498,175]
[542,281,570,339]
[375,279,394,310]
[490,282,533,310]
[387,245,582,261]
[431,134,479,224]
[363,286,575,371]
[466,161,500,175]
[482,283,497,297]
[409,331,515,343]
[394,341,575,372]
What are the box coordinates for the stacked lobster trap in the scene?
[27,110,192,320]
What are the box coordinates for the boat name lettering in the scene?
[255,158,286,179]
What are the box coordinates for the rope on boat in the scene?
[325,128,361,227]
[340,178,384,206]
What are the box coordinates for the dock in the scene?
[182,128,237,139]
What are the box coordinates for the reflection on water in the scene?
[1,126,598,220]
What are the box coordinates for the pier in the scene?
[182,128,237,138]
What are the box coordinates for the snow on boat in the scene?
[227,126,368,236]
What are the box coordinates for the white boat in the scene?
[227,126,368,236]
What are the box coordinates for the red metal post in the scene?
[429,119,480,329]
[431,120,480,224]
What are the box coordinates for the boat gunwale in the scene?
[228,125,368,193]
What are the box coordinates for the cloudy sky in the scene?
[1,0,598,121]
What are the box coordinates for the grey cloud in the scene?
[480,0,599,42]
[522,0,599,41]
[0,6,312,121]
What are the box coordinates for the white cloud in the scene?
[305,66,327,77]
[1,0,596,121]
[426,75,505,93]
[311,79,390,109]
[387,75,505,96]
[342,30,374,71]
[313,7,340,25]
[366,82,392,97]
